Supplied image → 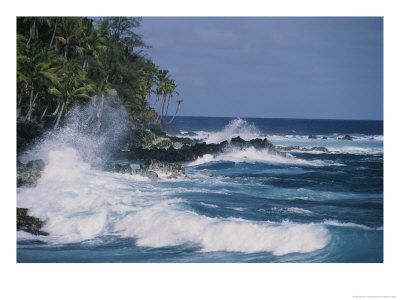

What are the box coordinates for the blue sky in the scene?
[138,17,383,120]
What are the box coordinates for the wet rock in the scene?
[132,169,159,179]
[231,136,247,147]
[104,162,159,179]
[105,163,133,174]
[322,136,327,140]
[17,208,48,236]
[309,146,329,152]
[276,146,329,152]
[141,159,185,177]
[17,159,45,187]
[116,136,278,163]
[26,160,45,171]
[338,134,353,141]
[275,146,300,151]
[308,135,317,139]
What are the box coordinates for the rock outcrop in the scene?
[140,159,185,178]
[17,208,48,236]
[275,146,329,152]
[17,159,45,187]
[338,134,354,141]
[105,159,186,179]
[117,136,277,162]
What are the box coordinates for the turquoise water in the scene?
[17,117,383,262]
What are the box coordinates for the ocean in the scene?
[17,116,383,262]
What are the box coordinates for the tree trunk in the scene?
[51,100,61,116]
[166,103,181,125]
[153,94,159,110]
[54,101,65,129]
[40,104,48,120]
[96,95,104,131]
[160,96,166,121]
[50,17,58,47]
[27,19,36,45]
[26,89,39,121]
[164,95,171,120]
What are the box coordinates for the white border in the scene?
[2,1,399,299]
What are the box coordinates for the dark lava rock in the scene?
[339,134,353,141]
[17,159,45,187]
[26,159,45,171]
[104,163,132,174]
[104,163,159,179]
[276,146,329,152]
[308,135,317,139]
[141,159,185,177]
[115,136,278,163]
[17,208,48,236]
[322,136,327,140]
[309,146,329,152]
[231,136,247,147]
[132,169,159,179]
[275,146,301,151]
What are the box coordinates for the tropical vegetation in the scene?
[17,17,182,130]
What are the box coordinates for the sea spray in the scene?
[205,118,263,144]
[17,147,332,254]
[17,115,382,262]
[19,98,131,167]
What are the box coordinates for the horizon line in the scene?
[171,115,383,122]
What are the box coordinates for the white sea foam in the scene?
[200,202,219,208]
[17,147,330,255]
[322,220,374,230]
[187,146,343,167]
[116,205,331,255]
[327,146,382,155]
[204,118,264,144]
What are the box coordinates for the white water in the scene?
[17,145,332,255]
[187,146,344,167]
[19,114,383,256]
[204,118,264,144]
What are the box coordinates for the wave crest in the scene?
[205,118,263,144]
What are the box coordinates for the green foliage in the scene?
[16,16,182,128]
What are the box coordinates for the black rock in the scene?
[26,160,45,171]
[339,134,353,141]
[322,136,327,140]
[17,208,48,236]
[141,159,185,177]
[308,135,317,139]
[17,159,45,187]
[132,169,159,179]
[230,136,247,147]
[114,136,279,163]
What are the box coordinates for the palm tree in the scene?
[22,17,51,45]
[17,39,62,121]
[81,18,107,72]
[166,99,183,124]
[86,78,111,131]
[49,62,90,128]
[153,69,169,113]
[163,79,179,121]
[55,17,84,59]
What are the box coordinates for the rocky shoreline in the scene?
[17,124,355,236]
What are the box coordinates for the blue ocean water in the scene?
[17,117,383,262]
